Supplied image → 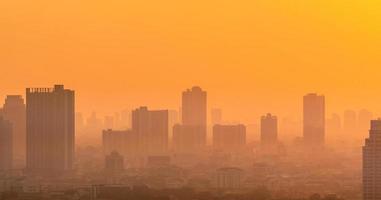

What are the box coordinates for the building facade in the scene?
[303,93,325,147]
[213,124,246,152]
[2,95,26,168]
[26,85,75,174]
[363,119,381,200]
[132,107,168,156]
[260,113,278,146]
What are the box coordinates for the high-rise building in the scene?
[2,95,26,167]
[303,93,325,146]
[26,85,75,174]
[132,107,168,156]
[102,129,137,158]
[174,87,207,153]
[213,124,246,152]
[211,108,222,125]
[260,113,278,146]
[363,119,381,200]
[182,86,207,127]
[0,117,13,170]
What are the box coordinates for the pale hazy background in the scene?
[1,0,380,123]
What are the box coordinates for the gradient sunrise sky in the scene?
[0,0,380,122]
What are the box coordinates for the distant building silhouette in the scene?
[0,117,13,170]
[174,87,207,153]
[213,124,246,152]
[182,86,207,127]
[303,93,325,147]
[2,95,26,168]
[260,113,278,146]
[26,85,75,174]
[211,108,222,125]
[102,129,137,158]
[363,119,381,200]
[132,107,168,156]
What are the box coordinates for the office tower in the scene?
[26,85,75,174]
[2,95,26,167]
[211,108,222,125]
[132,107,168,156]
[215,167,244,189]
[0,117,13,170]
[303,93,325,146]
[182,86,207,126]
[174,87,207,153]
[343,110,357,137]
[260,113,278,146]
[105,151,124,172]
[102,129,137,157]
[363,119,381,200]
[213,124,246,152]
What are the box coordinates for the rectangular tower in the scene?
[303,93,325,146]
[363,119,381,200]
[2,95,26,168]
[260,113,278,146]
[132,107,168,156]
[180,86,207,149]
[213,124,246,152]
[26,85,75,174]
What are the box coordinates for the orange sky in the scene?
[0,0,380,122]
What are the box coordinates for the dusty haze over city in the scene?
[0,1,380,200]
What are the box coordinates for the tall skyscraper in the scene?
[363,119,381,200]
[2,95,26,167]
[213,124,246,152]
[132,107,168,156]
[0,117,13,170]
[174,87,207,153]
[303,93,325,146]
[182,86,207,127]
[26,85,75,174]
[260,113,278,146]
